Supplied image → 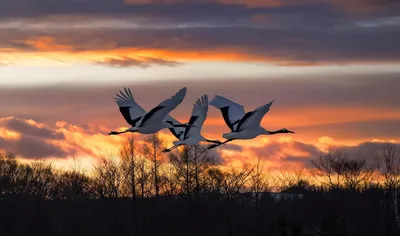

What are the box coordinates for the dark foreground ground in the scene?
[0,190,399,236]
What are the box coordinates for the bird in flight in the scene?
[108,87,190,136]
[163,94,222,152]
[208,95,294,149]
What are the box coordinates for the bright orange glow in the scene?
[1,35,399,66]
[20,36,73,52]
[0,127,21,140]
[0,36,269,66]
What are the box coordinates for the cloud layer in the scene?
[93,56,183,68]
[1,0,400,66]
[1,0,399,170]
[1,116,397,172]
[1,74,399,168]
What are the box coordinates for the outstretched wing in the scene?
[114,87,146,127]
[209,95,245,131]
[164,115,186,140]
[140,87,187,126]
[236,100,274,131]
[182,95,208,140]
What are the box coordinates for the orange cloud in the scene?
[1,36,270,66]
[20,36,73,51]
[1,116,399,173]
[2,32,400,66]
[0,127,21,140]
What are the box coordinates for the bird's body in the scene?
[173,135,204,146]
[222,128,264,140]
[163,95,221,152]
[109,87,189,136]
[208,95,294,149]
[121,121,169,134]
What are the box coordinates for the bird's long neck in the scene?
[264,129,284,135]
[125,127,138,133]
[205,138,221,144]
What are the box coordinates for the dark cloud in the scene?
[335,141,400,167]
[0,0,399,19]
[2,23,400,64]
[291,141,321,156]
[206,147,225,165]
[0,117,91,159]
[0,1,312,19]
[1,118,64,140]
[1,1,400,64]
[249,140,323,162]
[247,138,400,168]
[93,56,183,68]
[0,135,69,159]
[283,155,314,167]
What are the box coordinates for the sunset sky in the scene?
[1,0,399,171]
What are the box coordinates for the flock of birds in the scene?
[108,87,295,152]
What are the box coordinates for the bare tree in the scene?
[275,164,306,191]
[377,144,400,189]
[341,158,373,191]
[161,163,179,196]
[248,156,269,209]
[120,134,137,199]
[92,155,123,199]
[169,145,193,196]
[59,152,91,199]
[169,144,215,197]
[135,156,151,198]
[312,149,373,191]
[311,149,347,190]
[0,152,18,196]
[203,166,224,195]
[143,134,165,197]
[222,165,252,200]
[191,144,215,194]
[56,168,91,200]
[376,144,400,229]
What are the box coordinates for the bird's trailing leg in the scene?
[165,121,197,128]
[163,145,181,153]
[108,131,123,135]
[205,139,223,145]
[108,128,134,135]
[207,139,235,150]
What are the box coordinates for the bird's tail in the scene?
[222,132,233,139]
[173,140,182,146]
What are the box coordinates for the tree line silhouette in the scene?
[0,134,399,236]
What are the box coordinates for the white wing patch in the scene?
[114,87,146,127]
[209,95,245,131]
[182,94,208,140]
[237,100,274,131]
[140,87,187,126]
